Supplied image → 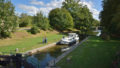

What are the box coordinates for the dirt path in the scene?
[23,43,56,55]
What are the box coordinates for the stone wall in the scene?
[23,43,56,55]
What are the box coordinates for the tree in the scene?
[77,6,93,35]
[92,19,100,30]
[33,12,50,30]
[62,0,81,28]
[62,0,94,35]
[100,0,120,38]
[49,8,74,31]
[19,13,32,27]
[0,0,17,38]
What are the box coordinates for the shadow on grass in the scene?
[57,36,120,68]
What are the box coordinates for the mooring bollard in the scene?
[16,48,19,53]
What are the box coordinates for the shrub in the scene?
[101,29,110,40]
[77,31,87,40]
[105,35,110,40]
[48,27,53,31]
[101,33,110,41]
[86,31,98,36]
[19,22,28,27]
[0,31,11,38]
[30,26,40,34]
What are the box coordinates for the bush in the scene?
[86,31,98,36]
[30,26,40,34]
[101,33,110,40]
[77,31,87,40]
[19,22,28,27]
[106,35,110,40]
[0,31,11,38]
[101,29,111,40]
[48,27,53,31]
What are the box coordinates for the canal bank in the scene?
[24,37,89,68]
[23,43,57,55]
[25,44,67,68]
[46,37,89,68]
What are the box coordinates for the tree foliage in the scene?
[62,0,94,35]
[92,19,100,29]
[49,8,74,31]
[62,0,81,28]
[33,12,50,30]
[29,26,40,34]
[0,0,17,38]
[19,13,32,27]
[100,0,120,38]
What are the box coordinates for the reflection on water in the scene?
[26,53,55,68]
[26,45,66,68]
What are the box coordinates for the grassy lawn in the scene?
[0,31,64,54]
[57,36,120,68]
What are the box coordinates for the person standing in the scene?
[44,37,47,43]
[42,37,45,43]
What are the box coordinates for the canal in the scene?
[25,45,67,68]
[25,30,101,68]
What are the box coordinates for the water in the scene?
[0,45,66,68]
[26,45,66,68]
[26,53,55,68]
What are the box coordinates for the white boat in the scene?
[57,33,79,45]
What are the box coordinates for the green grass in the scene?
[57,36,120,68]
[0,33,64,54]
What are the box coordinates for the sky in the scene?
[11,0,103,20]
